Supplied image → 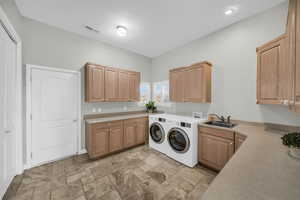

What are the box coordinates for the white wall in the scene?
[151,1,300,126]
[0,0,151,162]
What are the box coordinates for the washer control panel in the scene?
[180,122,191,128]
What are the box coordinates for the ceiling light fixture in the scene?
[116,25,128,37]
[225,9,234,15]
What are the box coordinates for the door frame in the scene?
[0,5,23,177]
[26,64,81,169]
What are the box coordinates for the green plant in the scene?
[281,132,300,148]
[145,101,157,112]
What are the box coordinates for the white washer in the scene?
[164,114,207,167]
[148,114,170,155]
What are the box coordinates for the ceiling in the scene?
[15,0,286,58]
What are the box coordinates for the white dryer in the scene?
[148,114,170,155]
[164,115,207,167]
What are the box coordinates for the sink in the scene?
[205,121,236,128]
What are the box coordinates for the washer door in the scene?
[168,128,190,153]
[150,122,165,144]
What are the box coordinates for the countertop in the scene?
[85,113,150,124]
[200,122,300,200]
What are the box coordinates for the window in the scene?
[140,82,151,105]
[152,80,171,106]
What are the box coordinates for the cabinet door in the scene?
[109,122,124,153]
[136,118,147,144]
[169,70,184,102]
[199,133,234,171]
[257,36,289,105]
[184,65,205,102]
[129,72,140,102]
[124,121,137,148]
[105,67,119,101]
[118,71,130,101]
[235,133,246,151]
[85,64,105,102]
[91,127,110,158]
[294,0,300,113]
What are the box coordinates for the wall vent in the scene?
[85,25,100,33]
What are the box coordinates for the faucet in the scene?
[209,114,225,122]
[209,114,231,124]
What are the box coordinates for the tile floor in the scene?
[3,145,217,200]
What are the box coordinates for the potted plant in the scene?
[145,101,157,113]
[281,132,300,159]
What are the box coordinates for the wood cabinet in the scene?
[287,0,300,114]
[86,123,110,158]
[256,0,300,114]
[85,64,105,102]
[86,117,148,159]
[169,61,212,103]
[198,127,234,171]
[257,35,290,105]
[136,117,148,144]
[169,69,184,102]
[85,63,141,102]
[124,119,137,148]
[129,72,140,102]
[235,133,246,151]
[105,67,119,101]
[109,122,124,153]
[118,70,130,101]
[124,117,148,148]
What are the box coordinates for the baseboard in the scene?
[78,149,87,155]
[23,164,31,171]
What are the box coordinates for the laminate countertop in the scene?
[200,122,300,200]
[85,113,150,124]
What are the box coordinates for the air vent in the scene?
[85,25,100,33]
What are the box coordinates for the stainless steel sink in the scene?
[205,121,236,128]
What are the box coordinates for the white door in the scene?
[0,24,17,198]
[30,67,80,167]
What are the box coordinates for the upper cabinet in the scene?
[85,63,141,102]
[169,61,212,103]
[85,64,105,102]
[257,0,300,114]
[129,72,140,102]
[287,0,300,114]
[257,35,289,105]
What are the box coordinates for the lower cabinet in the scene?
[86,117,148,159]
[198,127,234,171]
[92,127,110,158]
[235,133,246,151]
[124,120,137,148]
[109,122,124,153]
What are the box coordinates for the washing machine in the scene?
[148,114,170,155]
[164,115,207,167]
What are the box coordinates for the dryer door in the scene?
[149,122,165,144]
[168,128,190,153]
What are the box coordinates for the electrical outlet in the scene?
[123,106,128,111]
[98,108,102,113]
[92,108,96,113]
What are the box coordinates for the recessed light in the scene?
[225,9,234,15]
[116,25,128,37]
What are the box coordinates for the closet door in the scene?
[0,25,17,198]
